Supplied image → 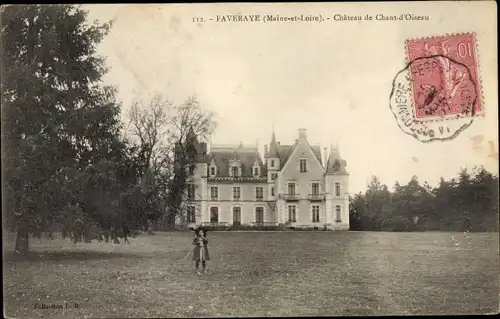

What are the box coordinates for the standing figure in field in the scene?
[200,228,210,273]
[192,227,210,274]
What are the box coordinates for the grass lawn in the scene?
[3,231,499,318]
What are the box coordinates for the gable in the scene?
[280,140,325,176]
[278,143,322,168]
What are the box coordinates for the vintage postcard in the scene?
[1,2,498,318]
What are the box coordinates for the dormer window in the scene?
[229,159,241,178]
[232,166,239,178]
[209,158,217,177]
[333,160,340,172]
[253,166,259,177]
[270,160,275,168]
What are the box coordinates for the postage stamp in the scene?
[389,33,483,143]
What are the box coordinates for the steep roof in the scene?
[310,145,323,166]
[277,144,295,165]
[326,145,347,174]
[267,132,279,158]
[277,142,323,167]
[208,146,267,177]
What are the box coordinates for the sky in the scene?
[84,3,498,194]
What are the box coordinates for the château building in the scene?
[181,128,349,230]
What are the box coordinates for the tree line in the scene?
[349,167,499,232]
[1,5,216,254]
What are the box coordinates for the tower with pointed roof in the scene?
[324,144,349,230]
[265,130,280,200]
[179,126,349,231]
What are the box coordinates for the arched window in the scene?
[210,207,219,223]
[255,207,264,224]
[233,206,241,225]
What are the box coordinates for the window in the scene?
[255,207,264,224]
[271,173,277,181]
[335,205,342,222]
[300,159,307,173]
[271,187,275,196]
[210,207,219,223]
[210,187,218,200]
[253,167,259,176]
[288,205,297,222]
[210,166,216,176]
[312,205,320,223]
[232,166,239,178]
[333,160,340,172]
[271,160,275,168]
[233,186,241,200]
[187,183,195,200]
[187,206,196,223]
[288,183,296,195]
[312,183,319,195]
[233,207,241,225]
[188,165,195,175]
[335,182,341,196]
[256,187,264,200]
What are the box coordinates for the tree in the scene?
[126,95,217,228]
[166,97,216,227]
[126,94,173,230]
[1,5,142,253]
[349,193,366,230]
[362,176,392,230]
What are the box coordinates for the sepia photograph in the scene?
[1,2,498,318]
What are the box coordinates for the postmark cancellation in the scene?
[390,33,484,143]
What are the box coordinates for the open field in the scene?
[3,231,499,318]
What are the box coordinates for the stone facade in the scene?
[182,129,350,230]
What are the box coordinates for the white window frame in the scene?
[233,186,241,201]
[311,205,320,223]
[255,206,265,223]
[255,186,264,201]
[335,182,341,197]
[187,205,196,223]
[232,206,242,225]
[230,165,242,178]
[209,206,219,223]
[287,205,297,223]
[299,158,308,173]
[311,181,320,195]
[210,166,217,177]
[253,166,260,177]
[335,205,342,222]
[210,186,219,200]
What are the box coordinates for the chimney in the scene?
[298,129,307,141]
[324,147,328,166]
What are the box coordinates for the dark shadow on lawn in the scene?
[3,250,144,263]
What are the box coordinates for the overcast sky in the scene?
[85,3,497,194]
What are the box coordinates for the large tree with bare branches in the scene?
[127,95,216,228]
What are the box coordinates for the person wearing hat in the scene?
[192,227,210,274]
